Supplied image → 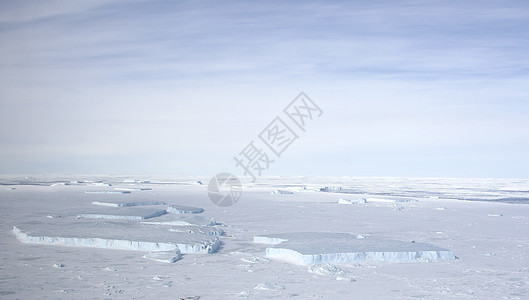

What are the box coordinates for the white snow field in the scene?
[0,175,529,299]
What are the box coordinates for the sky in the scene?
[1,0,528,178]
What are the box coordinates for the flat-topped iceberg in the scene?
[254,232,455,265]
[85,190,130,194]
[78,208,167,220]
[271,189,294,195]
[92,201,165,207]
[142,215,216,227]
[168,226,224,236]
[13,220,220,254]
[167,205,204,214]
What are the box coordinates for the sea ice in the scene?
[167,205,204,214]
[254,282,285,291]
[338,198,367,204]
[308,263,347,276]
[142,215,216,226]
[254,232,455,265]
[85,191,130,194]
[143,250,182,263]
[113,187,152,191]
[271,189,294,195]
[320,186,342,192]
[88,182,112,187]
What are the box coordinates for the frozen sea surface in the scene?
[1,175,528,299]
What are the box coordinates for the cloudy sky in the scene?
[1,0,528,178]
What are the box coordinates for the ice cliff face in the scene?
[266,247,455,265]
[13,226,220,254]
[255,232,455,265]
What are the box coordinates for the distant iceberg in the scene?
[78,209,167,220]
[271,189,294,195]
[85,191,130,194]
[167,205,204,214]
[92,201,165,207]
[142,215,216,227]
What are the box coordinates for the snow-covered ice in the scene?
[2,175,529,299]
[113,187,152,191]
[85,190,130,194]
[12,220,220,254]
[143,250,182,263]
[271,189,294,194]
[142,215,216,226]
[254,282,285,290]
[338,198,367,204]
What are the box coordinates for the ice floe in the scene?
[142,215,216,227]
[254,282,285,291]
[113,187,152,191]
[143,250,182,263]
[338,198,367,204]
[271,189,294,195]
[320,186,342,192]
[85,191,130,194]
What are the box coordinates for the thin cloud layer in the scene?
[1,0,528,177]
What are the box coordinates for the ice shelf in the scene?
[254,232,455,265]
